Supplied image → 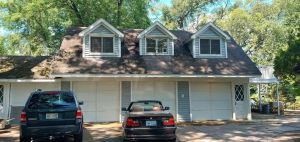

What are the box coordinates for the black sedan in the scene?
[122,100,176,141]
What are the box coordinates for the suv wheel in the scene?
[74,131,83,142]
[20,136,31,142]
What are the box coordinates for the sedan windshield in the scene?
[27,92,76,109]
[129,101,163,112]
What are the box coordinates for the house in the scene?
[0,19,261,122]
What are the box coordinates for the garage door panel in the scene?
[191,83,210,101]
[191,101,210,110]
[82,111,97,122]
[212,110,232,120]
[73,81,120,122]
[97,82,119,122]
[192,110,211,120]
[191,82,232,121]
[212,101,231,109]
[80,102,97,111]
[132,81,176,116]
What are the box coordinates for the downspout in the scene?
[8,83,11,119]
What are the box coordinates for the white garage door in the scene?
[131,81,176,116]
[11,83,60,106]
[191,82,232,120]
[73,81,120,122]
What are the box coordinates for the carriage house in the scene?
[0,19,261,122]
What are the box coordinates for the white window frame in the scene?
[89,33,115,55]
[145,37,169,55]
[199,38,222,56]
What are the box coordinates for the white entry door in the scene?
[234,84,247,119]
[0,84,7,119]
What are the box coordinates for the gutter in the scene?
[0,79,58,83]
[51,74,261,78]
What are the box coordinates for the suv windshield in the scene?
[129,101,163,112]
[27,92,76,109]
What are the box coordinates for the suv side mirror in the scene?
[78,101,84,105]
[164,106,170,110]
[122,107,127,111]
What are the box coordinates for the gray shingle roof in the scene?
[0,27,261,79]
[52,28,261,76]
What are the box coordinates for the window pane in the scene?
[200,39,210,54]
[28,92,76,110]
[129,102,163,112]
[235,85,244,101]
[146,38,156,53]
[211,39,220,54]
[91,37,101,52]
[157,38,168,53]
[102,37,114,53]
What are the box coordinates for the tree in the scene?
[0,0,151,55]
[161,0,215,29]
[215,1,289,65]
[274,39,300,84]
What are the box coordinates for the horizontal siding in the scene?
[91,25,113,34]
[140,38,146,55]
[177,81,191,122]
[201,27,219,36]
[148,26,165,36]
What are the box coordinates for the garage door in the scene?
[191,82,232,120]
[131,81,176,116]
[73,81,120,122]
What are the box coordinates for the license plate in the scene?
[146,120,157,126]
[46,113,58,119]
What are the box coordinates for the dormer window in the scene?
[146,38,168,54]
[91,36,114,53]
[200,39,220,55]
[79,19,124,58]
[191,23,230,58]
[138,21,177,56]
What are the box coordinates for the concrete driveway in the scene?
[1,111,300,142]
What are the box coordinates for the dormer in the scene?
[79,19,124,58]
[191,23,230,58]
[138,21,177,56]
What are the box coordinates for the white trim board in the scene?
[51,74,260,78]
[191,22,230,40]
[137,21,177,39]
[0,79,58,83]
[79,19,124,37]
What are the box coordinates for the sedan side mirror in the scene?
[122,107,127,111]
[164,106,170,110]
[78,101,84,105]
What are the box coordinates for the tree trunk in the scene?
[67,0,84,26]
[117,0,123,27]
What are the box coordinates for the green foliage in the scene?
[0,0,151,55]
[274,39,300,85]
[216,1,289,65]
[161,0,215,29]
